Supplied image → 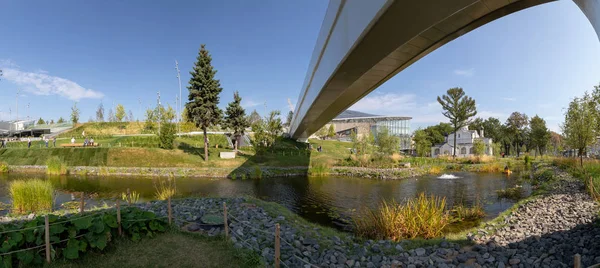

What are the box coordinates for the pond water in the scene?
[0,172,529,230]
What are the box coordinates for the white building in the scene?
[431,126,493,157]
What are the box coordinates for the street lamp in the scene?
[157,91,161,136]
[175,60,183,136]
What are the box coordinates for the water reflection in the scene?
[0,172,527,230]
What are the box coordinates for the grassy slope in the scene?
[51,230,261,268]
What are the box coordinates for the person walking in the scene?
[53,136,56,147]
[45,137,49,148]
[71,137,75,144]
[27,137,31,149]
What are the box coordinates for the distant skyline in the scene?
[1,0,599,133]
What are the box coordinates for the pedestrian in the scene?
[1,139,4,148]
[53,136,56,147]
[71,137,75,144]
[90,137,94,146]
[27,137,31,149]
[45,137,49,148]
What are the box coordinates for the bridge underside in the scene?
[290,0,600,141]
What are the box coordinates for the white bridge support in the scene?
[290,0,600,141]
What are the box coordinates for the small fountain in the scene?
[437,174,460,179]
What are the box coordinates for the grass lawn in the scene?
[51,231,262,268]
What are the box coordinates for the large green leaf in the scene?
[15,250,33,264]
[50,224,66,235]
[64,240,80,259]
[9,233,22,245]
[73,217,93,230]
[91,219,105,234]
[95,234,107,250]
[103,214,118,228]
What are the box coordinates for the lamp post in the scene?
[157,91,161,136]
[175,60,183,136]
[16,89,20,121]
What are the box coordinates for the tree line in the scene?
[562,83,600,167]
[413,88,555,157]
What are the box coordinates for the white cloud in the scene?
[350,93,417,113]
[1,63,103,101]
[453,68,474,77]
[241,99,263,109]
[478,110,507,119]
[502,97,516,101]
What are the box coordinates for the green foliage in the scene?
[524,155,531,167]
[413,129,432,157]
[0,207,166,266]
[96,103,105,122]
[449,202,485,222]
[9,179,54,214]
[505,111,529,156]
[529,115,550,156]
[327,124,335,138]
[247,110,261,125]
[472,139,485,156]
[115,104,126,122]
[200,214,223,225]
[286,111,294,127]
[47,156,68,175]
[186,44,224,161]
[158,123,176,149]
[0,161,8,173]
[351,130,373,156]
[496,186,523,200]
[308,162,331,176]
[57,117,66,124]
[37,117,46,125]
[251,110,283,153]
[437,87,477,157]
[375,127,399,156]
[223,91,250,149]
[353,193,448,241]
[563,92,597,167]
[252,166,262,179]
[71,103,80,124]
[315,125,328,139]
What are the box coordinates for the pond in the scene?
[0,172,529,230]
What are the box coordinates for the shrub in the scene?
[428,165,444,174]
[0,161,8,173]
[0,207,166,266]
[479,162,503,173]
[46,157,68,175]
[121,191,140,204]
[450,202,485,222]
[154,178,176,200]
[308,162,331,176]
[252,166,262,179]
[230,173,237,180]
[496,186,523,200]
[9,179,54,213]
[524,155,531,166]
[390,153,403,162]
[158,122,176,149]
[353,193,448,240]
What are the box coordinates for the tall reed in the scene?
[9,179,54,213]
[308,162,331,176]
[154,177,176,200]
[0,161,8,173]
[46,157,68,175]
[353,193,448,241]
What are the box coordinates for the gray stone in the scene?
[366,262,375,268]
[345,259,355,267]
[330,255,337,264]
[415,248,426,256]
[395,244,404,251]
[186,223,200,232]
[371,255,381,264]
[509,258,520,265]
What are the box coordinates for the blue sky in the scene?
[1,1,599,133]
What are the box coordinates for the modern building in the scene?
[0,120,49,137]
[431,126,493,157]
[328,110,412,151]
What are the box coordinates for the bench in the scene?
[60,143,100,148]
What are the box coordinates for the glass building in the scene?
[371,118,411,150]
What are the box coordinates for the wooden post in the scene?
[167,195,172,225]
[574,254,581,268]
[223,202,228,240]
[45,215,51,263]
[274,223,280,268]
[126,188,131,205]
[79,192,84,214]
[116,199,122,236]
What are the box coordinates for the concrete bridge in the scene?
[289,0,600,141]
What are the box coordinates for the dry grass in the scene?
[464,155,494,164]
[450,202,486,221]
[478,162,503,173]
[353,193,449,241]
[428,165,444,174]
[390,153,403,162]
[154,177,177,200]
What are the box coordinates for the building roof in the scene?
[332,110,411,121]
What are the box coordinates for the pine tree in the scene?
[37,117,45,125]
[248,110,261,125]
[223,91,250,151]
[186,44,224,161]
[57,117,65,124]
[437,87,477,157]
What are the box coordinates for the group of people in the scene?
[71,137,94,146]
[0,136,57,148]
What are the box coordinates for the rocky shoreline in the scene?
[137,164,599,268]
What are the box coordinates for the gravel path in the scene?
[140,166,599,268]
